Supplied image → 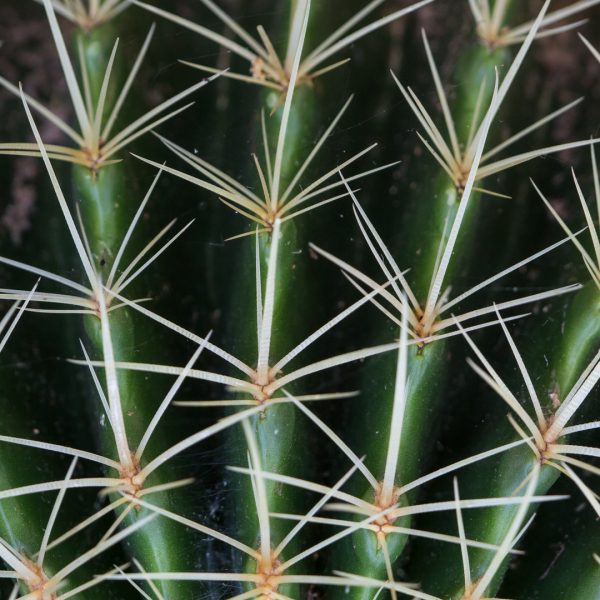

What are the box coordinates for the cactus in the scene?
[0,1,599,599]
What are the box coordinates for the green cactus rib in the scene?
[0,5,212,596]
[224,218,312,600]
[0,142,135,598]
[66,21,202,598]
[314,4,526,592]
[114,5,322,594]
[406,270,600,600]
[312,0,598,592]
[418,296,598,595]
[405,140,600,599]
[222,11,331,591]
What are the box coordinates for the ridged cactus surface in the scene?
[0,1,599,599]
